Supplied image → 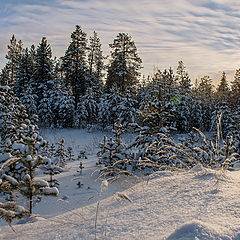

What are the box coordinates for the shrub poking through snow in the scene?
[97,114,240,179]
[98,120,130,179]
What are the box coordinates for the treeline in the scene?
[1,25,240,135]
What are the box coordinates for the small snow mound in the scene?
[192,167,219,180]
[17,215,46,224]
[166,221,228,240]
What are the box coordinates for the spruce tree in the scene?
[32,37,54,106]
[54,139,68,167]
[5,35,23,86]
[231,68,240,105]
[105,33,142,92]
[62,25,88,107]
[88,31,104,98]
[176,61,191,94]
[75,88,98,128]
[216,72,230,101]
[14,48,34,99]
[31,37,55,126]
[174,61,192,132]
[197,76,214,131]
[139,69,176,132]
[212,72,233,136]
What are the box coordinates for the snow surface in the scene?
[1,129,240,239]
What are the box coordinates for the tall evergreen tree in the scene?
[174,61,192,132]
[5,35,23,86]
[231,68,240,105]
[32,37,54,103]
[14,48,35,98]
[62,25,88,107]
[31,37,55,126]
[176,60,191,94]
[88,31,104,82]
[197,76,214,131]
[139,68,176,132]
[105,33,142,92]
[216,72,230,101]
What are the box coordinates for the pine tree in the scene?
[105,33,142,92]
[0,97,58,215]
[231,68,240,105]
[216,72,230,101]
[176,61,191,94]
[5,35,23,86]
[62,25,88,107]
[75,88,98,128]
[98,87,124,129]
[43,157,62,187]
[20,87,37,117]
[98,120,129,177]
[54,87,75,128]
[32,37,54,106]
[31,37,55,126]
[196,76,214,131]
[174,61,192,132]
[54,138,68,167]
[116,88,138,127]
[38,92,53,127]
[212,72,233,136]
[14,48,34,99]
[139,69,175,132]
[88,31,104,98]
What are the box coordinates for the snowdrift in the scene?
[1,167,240,239]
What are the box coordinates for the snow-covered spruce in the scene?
[97,120,130,178]
[42,157,63,187]
[54,138,68,167]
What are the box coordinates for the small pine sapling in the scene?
[76,151,87,174]
[98,120,130,178]
[55,138,68,167]
[77,162,84,174]
[77,181,84,188]
[3,125,60,215]
[43,157,62,187]
[18,129,59,214]
[67,147,75,161]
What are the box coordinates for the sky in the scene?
[1,0,240,84]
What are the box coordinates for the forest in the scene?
[0,25,240,227]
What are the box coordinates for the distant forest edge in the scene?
[0,25,240,134]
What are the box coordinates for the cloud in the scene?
[1,0,240,84]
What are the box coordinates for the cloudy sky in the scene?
[1,0,240,83]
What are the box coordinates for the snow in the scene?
[1,129,240,239]
[12,143,28,154]
[42,187,59,196]
[26,155,32,161]
[166,221,226,240]
[0,153,11,162]
[3,174,18,186]
[34,179,49,187]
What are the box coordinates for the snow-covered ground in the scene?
[1,129,240,239]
